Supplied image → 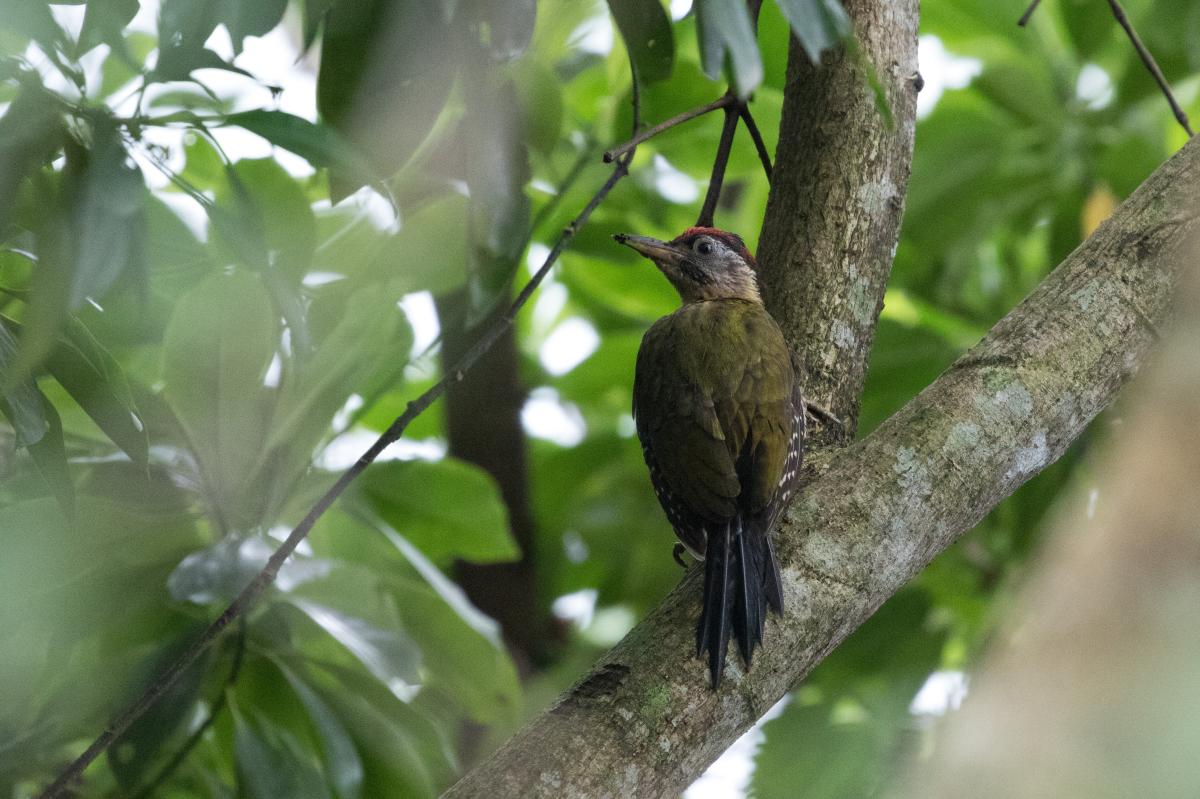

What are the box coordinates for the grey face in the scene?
[614,232,761,303]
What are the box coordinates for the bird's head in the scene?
[614,227,761,304]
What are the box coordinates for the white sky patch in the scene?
[671,0,694,20]
[526,241,553,281]
[540,317,600,376]
[552,588,598,627]
[910,670,969,716]
[563,530,589,563]
[523,387,586,446]
[582,605,637,646]
[331,394,364,434]
[531,276,568,332]
[653,154,700,204]
[263,352,282,388]
[616,413,637,438]
[573,12,614,55]
[917,35,983,118]
[1076,63,1115,110]
[399,292,441,358]
[686,696,791,799]
[156,191,210,239]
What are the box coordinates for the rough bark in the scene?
[900,239,1200,799]
[757,0,921,440]
[441,137,1200,799]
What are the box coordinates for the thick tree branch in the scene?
[442,136,1200,799]
[902,232,1200,798]
[757,0,920,439]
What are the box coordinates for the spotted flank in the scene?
[633,297,804,687]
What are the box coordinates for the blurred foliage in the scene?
[0,0,1194,796]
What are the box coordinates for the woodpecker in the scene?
[615,227,804,688]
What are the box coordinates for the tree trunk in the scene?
[441,135,1199,799]
[757,0,921,441]
[437,294,556,673]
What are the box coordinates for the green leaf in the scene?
[317,0,456,196]
[5,120,145,392]
[224,110,378,187]
[0,82,64,242]
[168,535,331,605]
[267,284,406,462]
[390,574,520,723]
[302,0,338,52]
[233,707,334,799]
[276,659,365,799]
[222,0,288,55]
[773,0,850,63]
[1,0,67,50]
[359,458,518,566]
[307,662,453,798]
[379,194,470,296]
[152,0,222,82]
[286,595,423,701]
[0,497,200,633]
[695,0,763,97]
[0,311,148,460]
[78,0,140,54]
[0,318,45,447]
[211,157,316,281]
[461,0,536,61]
[607,0,675,83]
[509,58,564,155]
[69,119,146,309]
[108,631,210,791]
[462,77,531,319]
[161,270,277,525]
[26,392,73,517]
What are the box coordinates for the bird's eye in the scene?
[695,239,713,255]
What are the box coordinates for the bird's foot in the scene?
[672,543,690,569]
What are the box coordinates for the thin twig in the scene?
[696,100,740,228]
[1020,0,1193,136]
[129,621,248,799]
[1106,0,1193,136]
[738,105,773,180]
[603,94,735,163]
[35,72,644,799]
[1016,0,1042,27]
[695,0,765,227]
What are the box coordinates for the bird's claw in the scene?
[672,543,689,569]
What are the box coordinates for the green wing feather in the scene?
[634,299,795,528]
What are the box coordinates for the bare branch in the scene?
[696,101,740,227]
[603,95,735,164]
[1106,0,1193,136]
[739,105,773,179]
[129,622,247,799]
[1016,0,1042,27]
[1019,0,1193,136]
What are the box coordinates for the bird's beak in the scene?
[613,233,685,266]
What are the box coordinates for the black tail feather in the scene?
[697,518,784,688]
